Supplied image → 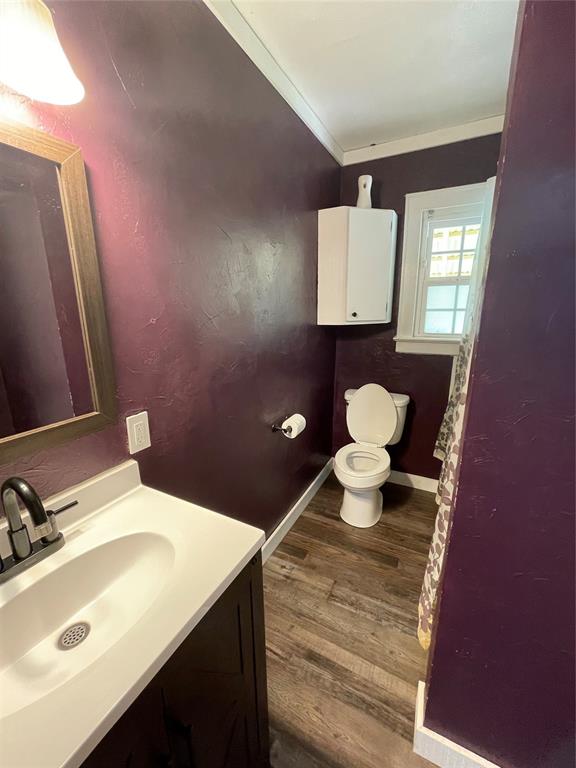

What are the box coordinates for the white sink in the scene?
[0,532,174,719]
[0,461,264,768]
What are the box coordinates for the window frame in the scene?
[394,182,488,356]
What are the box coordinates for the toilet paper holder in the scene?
[271,419,292,435]
[272,413,306,439]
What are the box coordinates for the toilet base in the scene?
[339,487,383,528]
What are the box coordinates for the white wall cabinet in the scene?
[317,206,397,325]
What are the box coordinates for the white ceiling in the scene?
[232,0,518,153]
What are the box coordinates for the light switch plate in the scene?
[126,411,151,454]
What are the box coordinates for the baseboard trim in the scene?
[389,470,438,494]
[414,682,502,768]
[262,459,334,563]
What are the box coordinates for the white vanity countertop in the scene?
[0,461,265,768]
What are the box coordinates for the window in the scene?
[395,181,494,356]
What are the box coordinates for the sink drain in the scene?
[58,622,90,650]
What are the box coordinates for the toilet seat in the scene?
[334,443,391,490]
[346,383,398,447]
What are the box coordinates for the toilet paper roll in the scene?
[281,413,306,439]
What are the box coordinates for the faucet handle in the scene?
[41,499,78,545]
[50,500,79,516]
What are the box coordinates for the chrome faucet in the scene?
[2,477,51,559]
[0,477,76,584]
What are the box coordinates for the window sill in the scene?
[394,336,460,356]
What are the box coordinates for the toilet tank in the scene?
[344,388,409,445]
[388,393,409,445]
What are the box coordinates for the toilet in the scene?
[334,384,409,528]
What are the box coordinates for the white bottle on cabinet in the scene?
[356,175,373,208]
[317,206,397,325]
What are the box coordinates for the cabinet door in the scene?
[81,557,269,768]
[159,556,269,768]
[346,209,394,322]
[81,684,169,768]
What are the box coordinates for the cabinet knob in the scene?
[351,312,358,318]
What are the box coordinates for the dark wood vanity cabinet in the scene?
[82,555,270,768]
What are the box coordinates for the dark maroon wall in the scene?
[335,135,501,478]
[425,3,575,766]
[0,0,339,536]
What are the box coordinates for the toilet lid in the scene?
[346,383,398,447]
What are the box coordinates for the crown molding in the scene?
[342,116,505,166]
[203,0,344,164]
[204,1,504,168]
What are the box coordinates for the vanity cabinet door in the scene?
[81,684,170,768]
[80,555,269,768]
[159,555,269,768]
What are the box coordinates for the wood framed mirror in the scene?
[0,121,116,463]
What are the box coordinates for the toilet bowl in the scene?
[334,384,409,528]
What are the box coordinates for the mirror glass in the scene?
[0,143,94,439]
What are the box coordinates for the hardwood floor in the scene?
[264,474,437,768]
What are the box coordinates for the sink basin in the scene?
[0,532,174,718]
[0,461,265,768]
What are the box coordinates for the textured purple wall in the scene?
[336,136,501,478]
[0,0,339,536]
[425,3,575,766]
